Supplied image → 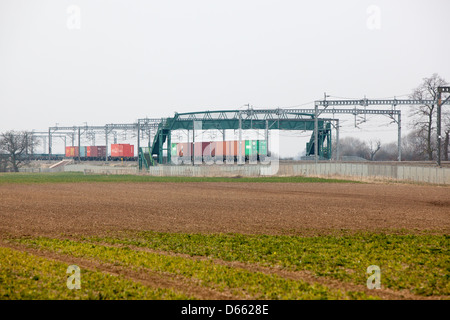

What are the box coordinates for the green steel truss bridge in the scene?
[142,109,334,169]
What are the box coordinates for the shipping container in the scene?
[85,146,107,158]
[242,140,258,156]
[202,142,212,156]
[65,146,79,158]
[211,141,226,158]
[171,143,178,157]
[224,140,237,159]
[96,146,107,158]
[244,140,251,156]
[192,142,202,163]
[168,140,267,164]
[98,146,106,158]
[79,146,87,158]
[203,142,214,162]
[257,140,267,156]
[177,143,191,158]
[87,146,97,158]
[111,144,134,158]
[252,140,258,155]
[111,144,120,157]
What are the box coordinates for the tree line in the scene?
[333,130,446,162]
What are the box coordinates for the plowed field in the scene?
[0,182,448,237]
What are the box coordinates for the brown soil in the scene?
[0,182,448,238]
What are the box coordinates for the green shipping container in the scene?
[257,140,267,156]
[244,140,258,156]
[245,140,251,156]
[251,140,257,155]
[171,143,178,156]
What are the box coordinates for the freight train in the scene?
[170,140,268,163]
[65,144,136,161]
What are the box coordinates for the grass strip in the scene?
[0,172,358,184]
[87,232,450,297]
[0,246,191,300]
[15,237,377,300]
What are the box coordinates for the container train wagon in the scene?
[65,144,136,161]
[171,140,268,163]
[26,154,65,161]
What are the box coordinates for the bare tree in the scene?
[409,73,449,160]
[0,131,38,172]
[368,140,381,161]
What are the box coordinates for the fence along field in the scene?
[0,172,448,300]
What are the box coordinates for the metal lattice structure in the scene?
[311,98,450,163]
[146,109,335,167]
[44,119,161,161]
[36,93,450,169]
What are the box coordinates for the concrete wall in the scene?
[19,167,65,173]
[63,164,138,175]
[19,161,449,185]
[143,162,450,185]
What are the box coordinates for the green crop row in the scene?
[0,246,190,300]
[14,238,376,300]
[85,232,450,297]
[0,172,358,184]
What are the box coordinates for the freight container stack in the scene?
[168,140,268,164]
[65,145,119,160]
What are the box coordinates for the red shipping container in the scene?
[193,142,203,157]
[210,141,216,157]
[202,142,211,157]
[111,144,118,157]
[87,146,98,158]
[225,141,237,156]
[111,144,122,157]
[177,143,192,157]
[97,146,106,158]
[111,144,119,157]
[211,141,226,157]
[223,141,245,157]
[65,146,79,157]
[111,144,134,157]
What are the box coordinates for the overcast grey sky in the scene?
[1,0,449,155]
